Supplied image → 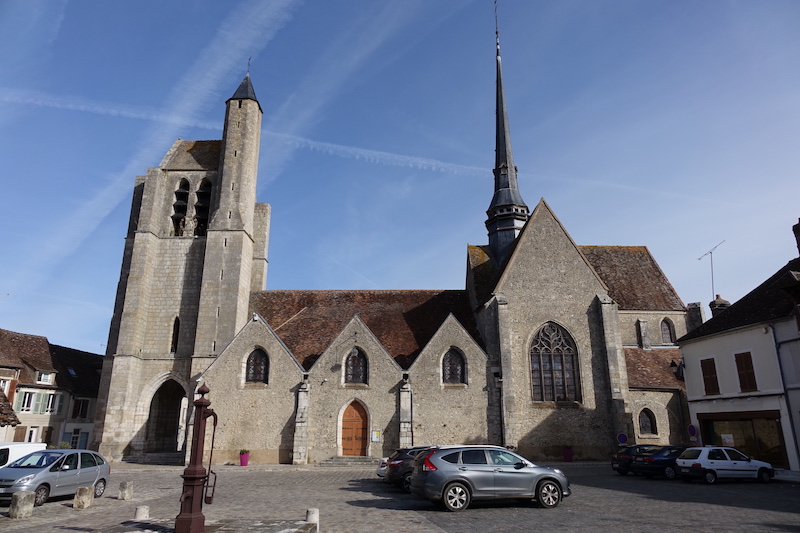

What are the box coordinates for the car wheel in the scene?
[536,480,562,509]
[704,470,717,484]
[94,478,107,498]
[758,468,771,483]
[442,482,471,512]
[664,466,677,480]
[34,485,50,506]
[402,472,412,493]
[617,469,629,476]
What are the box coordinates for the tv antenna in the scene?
[698,240,725,301]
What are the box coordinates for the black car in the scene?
[629,446,687,479]
[385,446,431,492]
[611,444,660,475]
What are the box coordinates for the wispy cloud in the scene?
[5,0,303,292]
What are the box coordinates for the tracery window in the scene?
[345,348,368,384]
[246,349,269,384]
[530,322,580,402]
[442,348,466,384]
[639,408,657,434]
[660,319,675,344]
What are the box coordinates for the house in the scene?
[677,220,800,471]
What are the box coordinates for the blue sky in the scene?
[1,0,798,354]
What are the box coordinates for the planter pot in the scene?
[239,453,249,466]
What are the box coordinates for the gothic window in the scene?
[639,409,657,434]
[170,317,180,354]
[530,322,580,402]
[660,319,675,344]
[246,349,269,384]
[171,179,190,236]
[194,179,212,236]
[442,348,466,384]
[345,348,368,384]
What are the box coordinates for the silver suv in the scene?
[409,445,570,511]
[675,446,774,484]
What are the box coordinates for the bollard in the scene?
[305,508,320,532]
[73,486,94,509]
[119,480,133,500]
[135,506,150,519]
[9,491,35,519]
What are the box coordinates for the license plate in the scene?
[681,468,689,472]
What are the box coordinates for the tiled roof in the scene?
[50,345,104,398]
[679,257,800,343]
[161,140,221,171]
[0,390,19,427]
[625,347,685,390]
[579,246,685,311]
[249,290,481,370]
[0,328,55,384]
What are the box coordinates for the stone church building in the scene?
[94,41,700,465]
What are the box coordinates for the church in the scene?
[94,37,700,465]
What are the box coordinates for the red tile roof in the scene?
[249,290,481,370]
[625,347,685,390]
[0,328,55,385]
[0,390,19,427]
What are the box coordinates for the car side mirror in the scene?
[61,465,71,471]
[514,461,526,470]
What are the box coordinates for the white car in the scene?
[376,457,389,479]
[676,446,774,484]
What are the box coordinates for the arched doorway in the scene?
[145,379,185,453]
[341,401,368,456]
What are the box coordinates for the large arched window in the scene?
[660,319,675,344]
[171,179,190,236]
[246,349,269,384]
[530,322,580,402]
[639,408,657,434]
[345,348,368,384]
[442,348,466,384]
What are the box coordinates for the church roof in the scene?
[467,244,685,312]
[624,347,685,390]
[249,290,481,370]
[679,257,800,343]
[160,140,221,171]
[49,345,104,398]
[0,328,56,384]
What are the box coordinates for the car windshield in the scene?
[8,451,64,468]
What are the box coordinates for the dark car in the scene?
[629,446,687,479]
[410,445,570,512]
[385,446,430,492]
[611,444,660,475]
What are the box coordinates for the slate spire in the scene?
[228,72,261,111]
[485,31,529,264]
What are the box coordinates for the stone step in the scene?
[317,456,380,467]
[122,452,185,465]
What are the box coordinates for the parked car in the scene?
[0,442,46,467]
[376,457,389,478]
[385,446,431,492]
[410,445,570,511]
[0,449,110,506]
[629,446,686,479]
[611,444,660,475]
[676,446,774,484]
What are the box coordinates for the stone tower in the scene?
[94,75,270,461]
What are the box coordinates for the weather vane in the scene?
[698,240,725,301]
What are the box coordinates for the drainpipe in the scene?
[769,324,800,469]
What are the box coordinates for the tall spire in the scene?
[485,17,529,264]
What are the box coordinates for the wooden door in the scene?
[341,401,367,456]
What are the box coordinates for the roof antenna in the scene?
[698,240,725,301]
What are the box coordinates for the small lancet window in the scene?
[530,322,581,402]
[171,179,190,236]
[170,317,180,354]
[246,349,269,384]
[194,179,212,236]
[660,319,675,344]
[639,409,657,434]
[345,348,368,384]
[442,348,466,384]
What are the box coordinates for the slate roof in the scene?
[0,390,19,427]
[679,257,800,343]
[0,328,55,385]
[467,244,685,312]
[161,140,221,171]
[624,347,685,390]
[50,345,104,398]
[249,290,481,370]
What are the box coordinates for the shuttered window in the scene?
[700,358,720,395]
[735,352,758,392]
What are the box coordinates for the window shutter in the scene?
[56,394,64,414]
[33,393,45,414]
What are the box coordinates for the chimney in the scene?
[793,218,800,256]
[709,294,730,317]
[686,302,706,332]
